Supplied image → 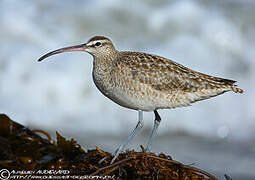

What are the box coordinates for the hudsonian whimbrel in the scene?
[38,36,243,163]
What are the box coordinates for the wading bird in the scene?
[38,36,243,163]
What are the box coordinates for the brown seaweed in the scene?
[0,114,230,179]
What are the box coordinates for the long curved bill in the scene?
[38,43,86,62]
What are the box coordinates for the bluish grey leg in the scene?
[110,110,144,164]
[145,110,161,152]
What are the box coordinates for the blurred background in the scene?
[0,0,254,179]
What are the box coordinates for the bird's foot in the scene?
[98,156,108,164]
[97,146,125,164]
[110,146,125,164]
[144,142,152,153]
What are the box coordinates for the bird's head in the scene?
[38,36,117,62]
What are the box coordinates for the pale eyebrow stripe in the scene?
[87,40,108,46]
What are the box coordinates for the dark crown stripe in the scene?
[88,36,110,43]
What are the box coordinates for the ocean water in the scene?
[0,0,254,179]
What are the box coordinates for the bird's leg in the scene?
[110,110,144,164]
[145,110,161,152]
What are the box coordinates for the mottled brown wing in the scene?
[120,52,237,93]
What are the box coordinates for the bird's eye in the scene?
[95,42,101,47]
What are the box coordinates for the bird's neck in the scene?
[93,51,119,73]
[92,52,119,92]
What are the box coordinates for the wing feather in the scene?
[119,52,236,93]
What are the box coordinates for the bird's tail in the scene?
[217,78,244,94]
[231,86,244,94]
